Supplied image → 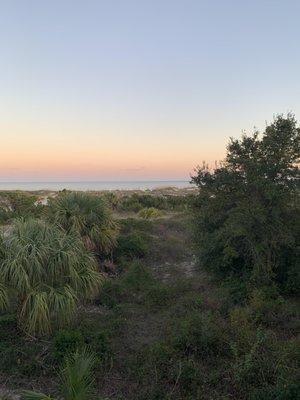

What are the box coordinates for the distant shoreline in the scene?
[0,180,193,192]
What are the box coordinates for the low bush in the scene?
[121,261,155,292]
[0,338,46,377]
[119,217,153,234]
[177,358,203,397]
[248,287,297,327]
[249,383,300,400]
[170,311,227,358]
[0,191,42,223]
[115,232,148,260]
[53,329,84,362]
[96,279,123,308]
[91,331,111,361]
[138,207,163,219]
[117,193,192,213]
[144,283,172,308]
[0,314,17,340]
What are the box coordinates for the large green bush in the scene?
[192,115,300,292]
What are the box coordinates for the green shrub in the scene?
[122,262,155,292]
[221,277,249,305]
[170,292,204,316]
[48,191,119,254]
[171,311,227,358]
[0,339,45,377]
[229,306,254,351]
[144,283,172,308]
[96,279,122,308]
[129,341,176,397]
[115,232,148,260]
[118,193,191,213]
[231,329,281,392]
[177,358,202,395]
[192,115,300,290]
[249,383,300,400]
[0,191,41,222]
[249,287,291,326]
[0,218,102,336]
[138,207,163,219]
[0,313,16,328]
[283,261,300,295]
[97,262,170,310]
[92,332,111,361]
[149,234,190,263]
[119,217,153,236]
[0,315,45,377]
[54,329,84,361]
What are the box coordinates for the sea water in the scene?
[0,180,192,191]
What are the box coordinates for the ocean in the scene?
[0,180,192,191]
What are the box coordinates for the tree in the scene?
[48,192,118,255]
[192,114,300,291]
[0,218,102,336]
[22,348,97,400]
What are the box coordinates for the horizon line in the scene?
[0,179,191,183]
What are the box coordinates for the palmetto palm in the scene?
[0,218,102,336]
[22,348,97,400]
[48,192,118,254]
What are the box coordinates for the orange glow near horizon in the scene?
[1,1,300,182]
[1,121,226,181]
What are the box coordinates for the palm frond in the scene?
[48,192,119,255]
[0,281,9,310]
[20,290,51,336]
[47,285,77,328]
[21,390,54,400]
[0,219,102,335]
[1,218,103,336]
[61,347,96,400]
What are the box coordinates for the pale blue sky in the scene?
[1,1,300,180]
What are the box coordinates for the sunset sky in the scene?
[1,0,300,181]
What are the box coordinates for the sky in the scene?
[1,0,300,181]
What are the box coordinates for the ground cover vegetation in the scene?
[0,114,299,400]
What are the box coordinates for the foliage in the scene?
[117,193,192,212]
[0,191,41,223]
[249,383,300,400]
[115,232,148,261]
[170,310,227,358]
[54,330,84,362]
[192,114,300,291]
[0,218,102,336]
[60,348,96,400]
[0,313,49,378]
[0,187,298,400]
[21,393,53,400]
[22,348,97,400]
[97,261,173,310]
[0,396,17,400]
[48,192,118,254]
[138,207,163,219]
